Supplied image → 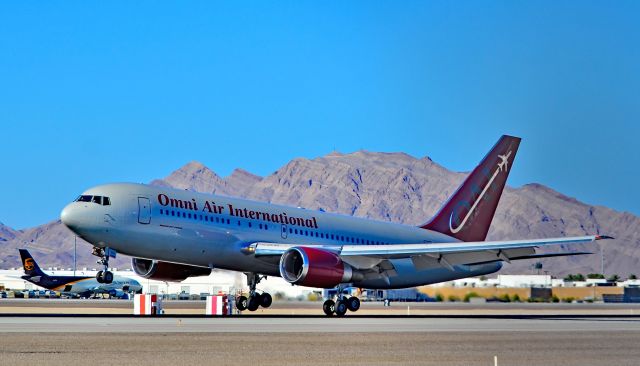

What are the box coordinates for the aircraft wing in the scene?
[250,235,609,270]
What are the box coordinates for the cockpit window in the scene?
[76,195,92,202]
[75,195,111,206]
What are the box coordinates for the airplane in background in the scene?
[59,135,610,315]
[19,249,142,299]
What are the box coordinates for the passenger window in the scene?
[171,211,175,216]
[160,209,163,215]
[188,213,192,219]
[182,212,186,218]
[248,223,252,228]
[289,228,293,234]
[227,219,230,224]
[103,197,111,206]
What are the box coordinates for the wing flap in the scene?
[465,251,593,266]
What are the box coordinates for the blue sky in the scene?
[1,1,638,229]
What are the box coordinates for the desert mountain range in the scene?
[1,151,638,278]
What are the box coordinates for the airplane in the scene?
[59,135,610,315]
[18,249,143,299]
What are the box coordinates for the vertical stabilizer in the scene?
[421,135,521,242]
[19,249,46,277]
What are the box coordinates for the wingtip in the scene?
[595,235,615,240]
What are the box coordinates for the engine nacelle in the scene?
[131,258,212,282]
[279,247,358,288]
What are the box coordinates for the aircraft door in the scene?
[138,197,151,224]
[281,224,288,239]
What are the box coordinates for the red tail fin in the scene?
[421,135,521,242]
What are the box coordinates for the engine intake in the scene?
[131,258,212,282]
[279,247,357,288]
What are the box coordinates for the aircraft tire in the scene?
[322,300,335,316]
[346,296,360,312]
[104,271,114,284]
[259,293,272,308]
[247,295,260,311]
[335,300,348,317]
[236,296,248,311]
[96,270,104,284]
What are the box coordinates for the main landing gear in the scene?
[92,247,114,284]
[236,273,272,312]
[323,287,360,317]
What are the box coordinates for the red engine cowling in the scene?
[131,258,212,282]
[279,247,355,288]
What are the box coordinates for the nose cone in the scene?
[60,204,81,230]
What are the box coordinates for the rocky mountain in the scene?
[1,151,638,278]
[0,222,18,243]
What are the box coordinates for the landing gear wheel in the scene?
[335,300,348,317]
[236,296,248,311]
[93,247,114,284]
[323,300,335,316]
[347,296,360,312]
[103,271,113,284]
[259,293,272,308]
[244,273,269,310]
[247,295,260,311]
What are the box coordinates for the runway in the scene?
[1,317,640,366]
[1,315,640,332]
[3,298,640,315]
[3,302,640,365]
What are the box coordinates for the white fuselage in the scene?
[56,276,142,297]
[61,183,501,289]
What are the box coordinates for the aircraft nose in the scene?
[60,204,81,229]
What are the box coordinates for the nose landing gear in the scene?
[93,247,114,284]
[236,273,272,312]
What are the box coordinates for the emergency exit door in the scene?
[138,197,151,224]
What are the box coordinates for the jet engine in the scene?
[131,258,212,282]
[279,247,360,288]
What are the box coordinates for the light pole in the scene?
[74,236,77,277]
[600,242,605,277]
